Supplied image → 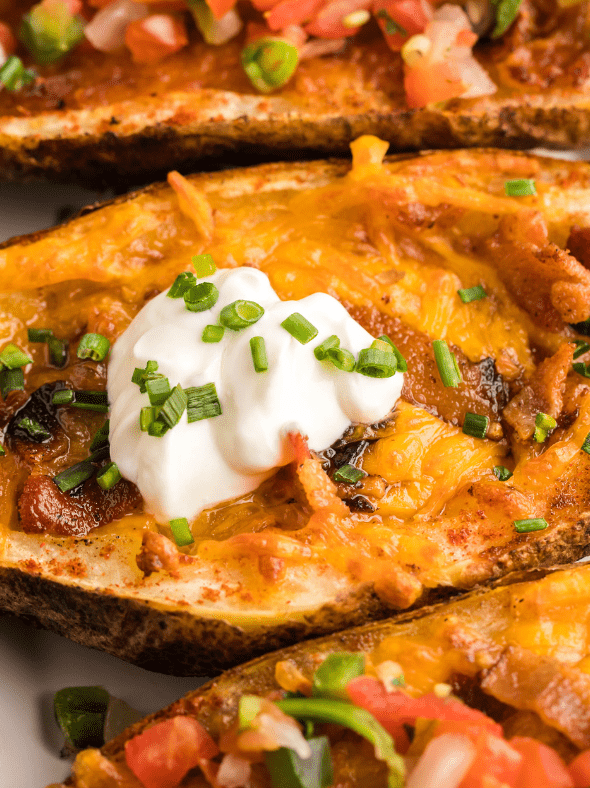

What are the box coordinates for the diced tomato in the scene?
[510,737,574,788]
[41,0,83,14]
[404,60,463,108]
[305,0,372,38]
[125,716,219,788]
[125,13,188,63]
[569,749,590,788]
[265,0,326,31]
[346,677,501,752]
[0,23,17,58]
[250,0,279,13]
[204,0,237,21]
[372,0,430,51]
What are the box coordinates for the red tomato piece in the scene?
[569,750,590,788]
[0,22,17,57]
[305,0,372,39]
[510,737,574,788]
[403,60,464,108]
[265,0,325,31]
[125,716,219,788]
[372,0,430,51]
[125,13,188,63]
[204,0,237,20]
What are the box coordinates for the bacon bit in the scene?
[481,644,590,749]
[258,554,285,582]
[275,659,313,695]
[349,135,390,181]
[504,343,575,441]
[297,454,349,515]
[125,14,188,64]
[136,530,195,578]
[567,225,590,271]
[288,431,312,464]
[71,748,123,785]
[168,170,215,243]
[369,560,423,608]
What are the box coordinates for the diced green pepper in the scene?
[312,653,365,699]
[265,736,333,788]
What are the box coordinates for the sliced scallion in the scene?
[493,465,512,481]
[53,461,95,493]
[0,445,5,457]
[17,417,51,441]
[0,343,32,369]
[534,411,556,443]
[185,383,222,422]
[432,340,462,387]
[202,324,225,343]
[463,412,489,439]
[20,2,85,65]
[89,422,110,452]
[333,464,366,484]
[314,335,340,361]
[52,389,75,405]
[457,285,487,303]
[582,432,590,455]
[573,361,590,379]
[0,368,24,399]
[88,445,110,464]
[77,333,110,362]
[0,55,35,91]
[376,335,408,372]
[241,38,299,93]
[167,271,196,298]
[158,384,187,428]
[514,517,548,533]
[574,340,590,360]
[281,312,318,344]
[250,336,268,373]
[192,253,216,278]
[504,178,536,197]
[170,517,194,547]
[52,389,108,412]
[139,406,159,432]
[147,420,169,438]
[220,300,265,330]
[96,462,121,491]
[132,360,161,393]
[27,327,53,343]
[326,347,355,372]
[146,377,171,407]
[184,282,219,313]
[48,336,68,368]
[356,348,397,378]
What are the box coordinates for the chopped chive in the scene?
[89,422,110,452]
[574,340,590,359]
[184,282,219,313]
[27,328,53,342]
[534,411,556,443]
[376,336,407,373]
[333,464,366,484]
[250,336,268,373]
[220,300,265,330]
[463,412,489,439]
[493,465,513,481]
[52,389,109,412]
[140,406,159,432]
[88,445,110,463]
[326,347,356,372]
[77,333,110,362]
[314,335,340,361]
[202,325,225,343]
[371,338,394,353]
[574,361,590,378]
[185,383,222,422]
[241,38,299,92]
[356,348,397,378]
[147,420,169,437]
[432,340,462,387]
[132,361,162,393]
[167,271,196,298]
[53,461,95,493]
[514,517,548,533]
[0,343,32,369]
[0,55,35,91]
[458,285,487,304]
[52,389,75,405]
[17,417,51,441]
[48,336,68,368]
[281,312,318,344]
[158,385,187,428]
[0,445,5,457]
[582,432,590,454]
[170,517,194,547]
[146,377,171,406]
[0,368,24,399]
[504,179,536,197]
[192,253,217,278]
[96,462,122,491]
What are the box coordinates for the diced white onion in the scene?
[0,43,7,69]
[406,734,476,788]
[217,753,252,788]
[259,713,312,759]
[84,0,149,53]
[141,14,178,47]
[203,7,243,46]
[299,37,346,58]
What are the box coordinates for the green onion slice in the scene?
[432,340,462,387]
[265,736,333,788]
[490,0,522,38]
[147,420,169,438]
[20,2,85,65]
[140,406,159,433]
[185,383,222,423]
[573,362,590,379]
[159,385,187,428]
[54,686,110,750]
[89,422,109,452]
[202,324,225,343]
[514,517,548,533]
[146,377,171,407]
[504,178,536,197]
[17,417,51,441]
[53,461,95,493]
[88,445,110,464]
[132,360,162,393]
[0,55,35,91]
[0,445,5,457]
[326,347,355,372]
[333,464,366,484]
[241,38,299,93]
[167,271,196,298]
[250,336,268,373]
[312,653,365,700]
[0,368,24,399]
[376,336,408,373]
[574,340,590,360]
[582,432,590,455]
[77,333,110,362]
[48,336,68,368]
[534,411,557,443]
[27,327,53,342]
[52,389,109,412]
[220,300,265,330]
[457,285,487,304]
[281,312,318,344]
[463,412,489,439]
[0,343,33,369]
[52,389,75,405]
[170,517,194,547]
[184,282,219,313]
[192,253,216,278]
[356,348,397,378]
[276,698,405,788]
[314,335,340,361]
[96,462,121,491]
[493,465,513,481]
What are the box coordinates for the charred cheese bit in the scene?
[349,135,390,180]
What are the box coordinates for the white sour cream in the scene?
[107,268,404,522]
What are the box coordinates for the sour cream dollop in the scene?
[108,268,404,522]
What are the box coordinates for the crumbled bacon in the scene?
[567,225,590,271]
[136,530,195,577]
[503,343,575,440]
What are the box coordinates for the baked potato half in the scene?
[0,0,590,183]
[51,561,590,788]
[1,143,590,675]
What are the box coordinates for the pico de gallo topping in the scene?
[111,651,590,788]
[0,0,530,107]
